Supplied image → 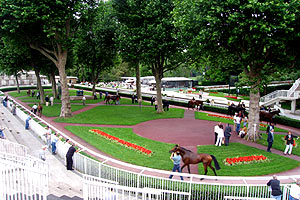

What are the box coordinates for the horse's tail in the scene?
[210,155,221,170]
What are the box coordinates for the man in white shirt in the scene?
[50,96,54,106]
[214,122,221,144]
[39,146,47,161]
[32,104,38,114]
[44,126,52,148]
[233,113,241,134]
[289,180,300,200]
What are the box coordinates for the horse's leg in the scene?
[181,164,187,172]
[200,163,208,180]
[208,163,217,176]
[187,165,191,174]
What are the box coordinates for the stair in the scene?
[47,194,83,200]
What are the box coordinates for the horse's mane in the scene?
[180,146,192,152]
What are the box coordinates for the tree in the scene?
[112,0,185,113]
[0,39,30,93]
[0,0,93,117]
[74,1,117,96]
[173,0,300,140]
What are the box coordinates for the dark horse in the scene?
[188,100,204,111]
[169,145,220,176]
[228,104,246,116]
[259,110,280,125]
[104,95,121,105]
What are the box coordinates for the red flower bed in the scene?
[210,92,218,94]
[225,96,238,99]
[89,129,152,156]
[224,155,268,166]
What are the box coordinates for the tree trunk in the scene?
[57,52,72,118]
[33,66,45,104]
[135,63,142,100]
[154,69,164,113]
[246,88,261,141]
[50,71,58,98]
[92,81,96,96]
[15,72,20,94]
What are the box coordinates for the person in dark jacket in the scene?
[224,124,232,146]
[284,131,298,155]
[267,175,282,200]
[267,129,274,152]
[66,143,77,170]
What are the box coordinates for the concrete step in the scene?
[47,194,83,200]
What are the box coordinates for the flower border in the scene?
[89,129,153,156]
[207,114,266,127]
[224,155,268,166]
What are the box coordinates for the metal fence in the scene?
[0,138,28,157]
[5,96,299,200]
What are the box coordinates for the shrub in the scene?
[276,116,300,129]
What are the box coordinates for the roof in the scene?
[162,77,192,81]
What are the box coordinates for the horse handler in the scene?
[169,151,184,180]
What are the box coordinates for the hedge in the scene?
[208,84,293,96]
[275,116,300,129]
[0,85,51,92]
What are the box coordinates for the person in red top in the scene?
[284,131,298,155]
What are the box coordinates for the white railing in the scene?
[260,90,288,103]
[83,175,291,200]
[0,159,49,200]
[5,95,299,200]
[287,79,300,97]
[0,138,28,156]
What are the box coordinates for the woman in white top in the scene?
[215,124,224,146]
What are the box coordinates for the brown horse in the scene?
[169,145,220,176]
[104,95,121,105]
[188,100,204,110]
[259,110,280,125]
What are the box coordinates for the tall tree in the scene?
[173,0,300,140]
[74,1,117,96]
[112,0,185,113]
[0,39,30,93]
[0,0,93,117]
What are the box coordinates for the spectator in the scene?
[36,91,40,99]
[105,188,116,200]
[11,103,16,115]
[44,126,52,148]
[32,104,38,114]
[267,175,282,200]
[50,96,54,106]
[66,143,78,170]
[214,122,220,144]
[289,180,300,200]
[0,127,5,139]
[267,129,275,153]
[99,91,103,99]
[234,113,241,134]
[284,131,298,155]
[45,95,49,106]
[27,89,31,96]
[243,115,248,128]
[82,96,86,106]
[266,123,275,134]
[199,89,203,99]
[224,124,232,146]
[25,116,31,130]
[168,151,183,180]
[239,127,247,138]
[39,146,47,161]
[215,124,224,146]
[51,133,58,155]
[151,96,155,106]
[32,90,35,97]
[154,99,158,110]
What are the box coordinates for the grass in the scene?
[55,106,184,125]
[256,133,300,156]
[65,126,175,170]
[208,92,250,101]
[8,90,29,97]
[197,143,300,176]
[28,103,86,117]
[195,112,288,133]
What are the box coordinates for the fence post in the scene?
[188,175,193,200]
[137,169,145,189]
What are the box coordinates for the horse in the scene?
[105,95,121,105]
[188,100,204,111]
[169,145,220,177]
[259,110,280,125]
[228,104,246,116]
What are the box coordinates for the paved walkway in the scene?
[0,105,83,200]
[6,92,300,178]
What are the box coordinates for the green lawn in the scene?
[55,106,184,125]
[195,112,288,133]
[8,90,29,97]
[65,126,175,170]
[197,143,300,176]
[208,92,250,101]
[28,103,86,117]
[256,133,300,156]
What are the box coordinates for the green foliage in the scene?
[276,116,300,129]
[198,143,300,176]
[55,106,184,125]
[28,104,86,117]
